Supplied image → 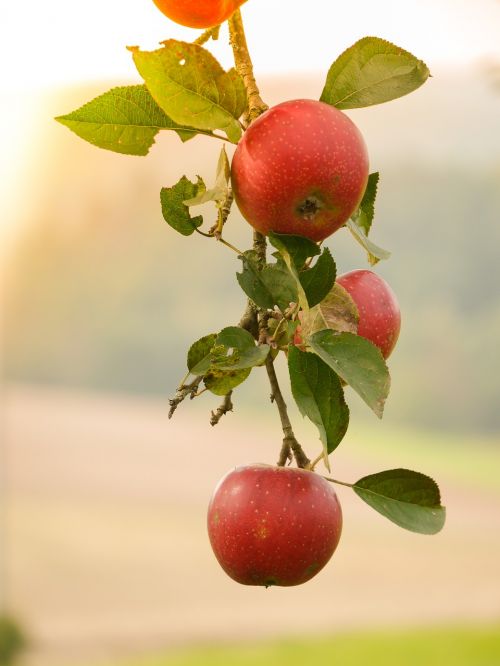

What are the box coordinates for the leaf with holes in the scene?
[160,176,205,236]
[131,40,246,143]
[187,334,217,375]
[204,367,251,396]
[211,327,270,371]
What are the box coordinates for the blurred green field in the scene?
[344,423,500,493]
[6,386,500,666]
[107,626,500,666]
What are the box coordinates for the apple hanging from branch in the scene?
[336,269,401,359]
[231,99,369,242]
[207,464,343,587]
[55,1,444,591]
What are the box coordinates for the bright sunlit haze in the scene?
[3,0,500,91]
[2,2,500,664]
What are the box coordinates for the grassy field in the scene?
[4,386,500,666]
[109,626,500,666]
[344,422,500,492]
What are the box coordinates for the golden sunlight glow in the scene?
[3,0,500,91]
[1,0,499,245]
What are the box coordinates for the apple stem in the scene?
[228,9,268,124]
[195,228,244,255]
[217,237,245,256]
[323,476,354,489]
[193,25,221,46]
[265,355,310,469]
[308,451,326,471]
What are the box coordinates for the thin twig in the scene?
[228,9,268,124]
[168,377,203,418]
[265,356,310,469]
[194,25,221,45]
[228,8,308,469]
[239,300,259,338]
[253,230,267,266]
[307,451,326,471]
[209,190,234,239]
[210,391,234,426]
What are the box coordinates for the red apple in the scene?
[337,269,401,359]
[207,464,342,586]
[231,99,369,242]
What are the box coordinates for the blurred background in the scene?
[1,0,500,664]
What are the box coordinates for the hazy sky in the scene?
[1,0,499,248]
[3,0,500,91]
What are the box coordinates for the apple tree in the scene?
[56,1,446,587]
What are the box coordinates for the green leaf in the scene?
[352,469,446,534]
[308,329,390,418]
[299,248,336,308]
[187,333,217,375]
[346,219,391,266]
[299,284,359,341]
[211,326,269,370]
[352,172,379,235]
[131,40,246,143]
[237,251,298,312]
[320,37,430,110]
[268,233,310,311]
[268,233,320,269]
[160,176,205,236]
[288,347,349,469]
[184,146,230,206]
[55,85,201,155]
[187,328,267,396]
[204,367,251,396]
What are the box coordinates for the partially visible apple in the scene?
[151,0,246,28]
[207,464,342,586]
[337,269,401,359]
[231,99,369,242]
[293,282,359,349]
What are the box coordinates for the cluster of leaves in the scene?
[56,29,445,535]
[56,35,427,261]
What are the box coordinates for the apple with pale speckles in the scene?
[231,99,369,242]
[337,269,401,359]
[207,464,342,586]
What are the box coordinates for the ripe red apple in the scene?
[231,99,369,242]
[151,0,246,28]
[207,464,342,586]
[337,269,401,359]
